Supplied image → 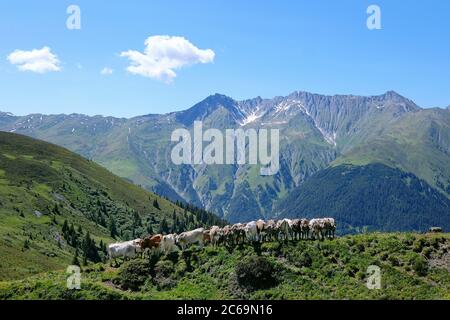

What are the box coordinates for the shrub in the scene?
[356,243,365,253]
[114,259,151,291]
[235,256,276,291]
[388,255,400,267]
[411,256,428,276]
[430,237,441,249]
[422,247,432,258]
[297,252,313,268]
[153,260,177,290]
[413,238,427,253]
[403,234,415,246]
[148,249,162,270]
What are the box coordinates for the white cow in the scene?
[160,234,178,254]
[108,238,142,264]
[244,221,258,242]
[210,226,222,247]
[176,228,204,250]
[309,218,325,240]
[230,223,246,245]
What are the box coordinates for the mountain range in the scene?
[1,90,449,231]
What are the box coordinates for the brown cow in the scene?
[139,234,163,256]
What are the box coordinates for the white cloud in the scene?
[7,47,61,73]
[120,35,215,83]
[100,67,113,75]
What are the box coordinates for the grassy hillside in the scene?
[334,108,450,198]
[277,163,450,233]
[0,232,449,300]
[0,132,224,280]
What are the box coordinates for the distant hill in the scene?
[0,132,224,280]
[276,164,450,233]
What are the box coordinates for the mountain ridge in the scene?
[1,90,449,226]
[1,90,434,120]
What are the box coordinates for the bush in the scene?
[114,259,151,291]
[153,260,177,290]
[413,238,427,253]
[235,256,276,291]
[356,243,365,253]
[297,252,313,268]
[411,256,428,276]
[422,247,433,258]
[388,255,400,266]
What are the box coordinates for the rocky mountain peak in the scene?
[175,93,241,126]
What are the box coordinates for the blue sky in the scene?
[1,0,449,117]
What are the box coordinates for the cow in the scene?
[210,226,222,247]
[140,234,163,250]
[277,219,292,241]
[160,234,178,254]
[299,219,310,240]
[244,221,258,243]
[289,219,301,241]
[219,225,232,246]
[290,219,310,240]
[108,238,142,266]
[429,227,443,233]
[139,234,163,256]
[264,220,278,241]
[309,218,325,240]
[203,229,212,245]
[176,228,204,250]
[256,219,267,242]
[230,223,246,245]
[322,218,336,239]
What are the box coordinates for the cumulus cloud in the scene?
[120,35,215,83]
[100,67,113,75]
[7,47,61,73]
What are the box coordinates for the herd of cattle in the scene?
[107,218,336,262]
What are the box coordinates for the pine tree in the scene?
[99,214,107,227]
[146,223,153,235]
[172,210,178,233]
[72,248,80,266]
[62,219,69,235]
[159,217,169,234]
[53,204,60,215]
[153,199,160,210]
[23,239,30,250]
[109,216,118,238]
[133,211,142,227]
[82,231,100,264]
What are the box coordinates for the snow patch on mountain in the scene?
[290,99,337,147]
[239,111,263,126]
